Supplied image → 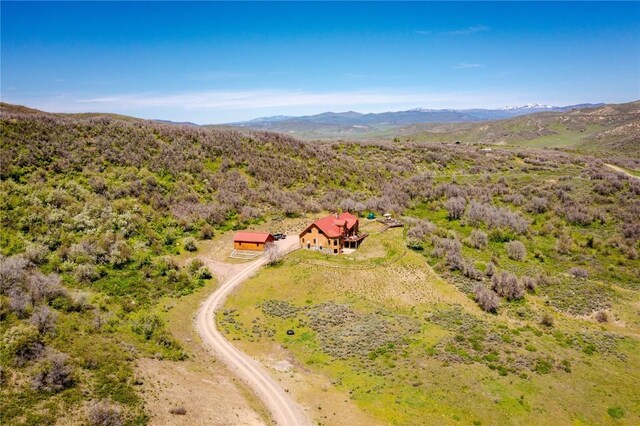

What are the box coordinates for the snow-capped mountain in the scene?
[231,103,604,130]
[500,103,556,111]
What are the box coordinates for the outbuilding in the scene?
[233,231,275,252]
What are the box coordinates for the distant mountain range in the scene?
[225,103,604,137]
[230,103,604,128]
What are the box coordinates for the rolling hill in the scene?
[227,103,605,139]
[393,101,640,154]
[1,102,639,425]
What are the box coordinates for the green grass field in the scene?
[221,225,640,425]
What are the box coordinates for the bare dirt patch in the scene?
[136,358,265,426]
[135,253,271,426]
[254,344,384,426]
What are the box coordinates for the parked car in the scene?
[273,233,286,240]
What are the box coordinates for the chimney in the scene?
[335,212,339,218]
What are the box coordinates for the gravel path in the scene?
[196,237,309,426]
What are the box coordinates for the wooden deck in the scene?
[229,249,261,259]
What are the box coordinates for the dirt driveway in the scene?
[196,236,309,426]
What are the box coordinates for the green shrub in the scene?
[131,313,163,341]
[183,237,197,252]
[195,267,212,280]
[188,259,204,275]
[534,358,553,374]
[607,406,625,419]
[2,324,44,366]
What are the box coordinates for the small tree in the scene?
[264,242,282,266]
[188,259,205,275]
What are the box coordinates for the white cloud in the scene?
[452,63,485,69]
[75,89,433,110]
[448,25,490,35]
[6,88,537,123]
[184,71,250,81]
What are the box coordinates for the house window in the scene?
[334,249,338,254]
[308,229,312,234]
[302,238,305,243]
[333,239,337,246]
[313,238,316,244]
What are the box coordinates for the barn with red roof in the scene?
[233,231,275,252]
[299,212,367,254]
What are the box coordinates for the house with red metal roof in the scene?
[233,231,275,252]
[299,212,367,254]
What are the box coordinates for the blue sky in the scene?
[2,1,639,123]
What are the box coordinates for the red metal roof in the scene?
[301,212,358,238]
[233,231,274,244]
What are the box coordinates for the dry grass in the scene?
[136,358,264,426]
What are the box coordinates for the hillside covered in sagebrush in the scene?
[1,104,639,424]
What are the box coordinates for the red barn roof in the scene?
[233,231,274,244]
[301,212,358,238]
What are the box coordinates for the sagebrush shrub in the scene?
[505,241,527,261]
[86,400,123,426]
[32,351,73,392]
[595,310,609,323]
[467,229,488,249]
[463,262,483,280]
[555,234,573,254]
[30,305,58,334]
[473,284,500,313]
[2,324,44,366]
[183,237,197,252]
[491,271,524,300]
[445,197,466,220]
[528,197,549,213]
[485,261,496,277]
[569,267,589,278]
[540,313,554,327]
[521,275,537,292]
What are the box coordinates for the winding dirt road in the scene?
[196,237,309,426]
[605,163,640,180]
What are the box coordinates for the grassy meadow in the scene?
[221,166,640,425]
